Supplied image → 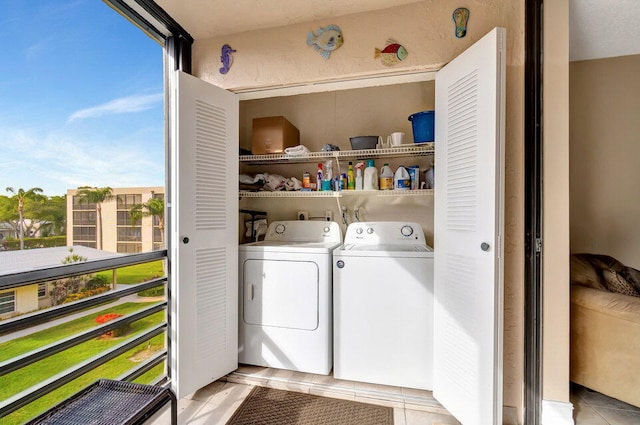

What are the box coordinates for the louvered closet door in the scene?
[433,28,505,425]
[171,71,239,398]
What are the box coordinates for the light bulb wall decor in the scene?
[452,8,470,38]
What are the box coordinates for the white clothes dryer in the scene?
[333,221,434,390]
[238,220,343,375]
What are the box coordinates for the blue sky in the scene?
[0,0,164,196]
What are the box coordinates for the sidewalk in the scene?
[0,287,166,344]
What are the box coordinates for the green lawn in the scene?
[0,302,167,425]
[96,260,164,285]
[96,260,166,297]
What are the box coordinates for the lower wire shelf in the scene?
[239,189,433,198]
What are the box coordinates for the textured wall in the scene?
[193,0,525,416]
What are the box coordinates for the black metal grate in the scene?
[27,379,175,425]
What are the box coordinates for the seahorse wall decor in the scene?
[452,8,470,38]
[219,44,237,74]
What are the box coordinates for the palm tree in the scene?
[76,186,113,250]
[5,187,44,250]
[129,196,165,247]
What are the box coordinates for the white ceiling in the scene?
[155,0,640,62]
[156,0,419,40]
[569,0,640,61]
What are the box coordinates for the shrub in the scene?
[95,313,131,338]
[0,236,66,251]
[63,287,110,303]
[86,275,110,290]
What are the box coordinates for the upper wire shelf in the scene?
[239,143,434,164]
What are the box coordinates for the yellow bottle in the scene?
[347,162,355,190]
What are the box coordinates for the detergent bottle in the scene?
[363,159,379,190]
[394,165,411,190]
[347,162,355,190]
[379,164,394,190]
[355,162,364,190]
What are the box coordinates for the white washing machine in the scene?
[238,220,343,375]
[333,221,434,390]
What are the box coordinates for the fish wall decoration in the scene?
[452,8,470,38]
[219,44,236,74]
[307,25,344,59]
[374,39,408,67]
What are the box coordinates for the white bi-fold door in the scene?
[170,71,239,398]
[170,26,506,422]
[433,27,506,425]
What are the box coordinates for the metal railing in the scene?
[0,250,169,419]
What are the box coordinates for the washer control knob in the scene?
[324,226,330,233]
[356,227,364,235]
[366,227,374,234]
[275,224,286,234]
[401,225,414,237]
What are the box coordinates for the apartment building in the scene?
[66,186,165,254]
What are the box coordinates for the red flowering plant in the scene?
[95,313,130,338]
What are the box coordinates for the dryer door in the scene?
[243,259,319,330]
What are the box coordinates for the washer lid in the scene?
[240,240,343,253]
[334,243,434,258]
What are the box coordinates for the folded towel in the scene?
[285,177,303,191]
[239,174,265,184]
[284,145,311,155]
[321,144,340,152]
[264,173,286,191]
[245,219,268,238]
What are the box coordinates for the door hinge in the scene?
[535,238,542,253]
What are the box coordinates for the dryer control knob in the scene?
[275,224,286,234]
[323,226,330,233]
[367,227,374,234]
[401,225,414,237]
[356,227,364,235]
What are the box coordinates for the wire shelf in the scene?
[239,189,433,198]
[239,143,434,164]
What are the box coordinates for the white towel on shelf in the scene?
[239,173,265,184]
[285,177,303,191]
[264,174,287,191]
[284,145,311,155]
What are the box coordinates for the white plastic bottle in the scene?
[394,165,411,190]
[355,164,364,190]
[363,159,379,190]
[379,163,394,190]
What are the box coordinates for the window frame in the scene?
[0,290,16,315]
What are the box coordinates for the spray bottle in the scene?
[355,162,365,191]
[316,163,324,191]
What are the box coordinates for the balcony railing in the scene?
[0,250,168,422]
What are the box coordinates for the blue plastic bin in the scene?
[408,110,435,143]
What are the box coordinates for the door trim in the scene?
[524,1,544,424]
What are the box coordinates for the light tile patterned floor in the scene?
[149,365,460,424]
[572,383,640,425]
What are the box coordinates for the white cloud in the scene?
[0,126,164,196]
[68,93,163,122]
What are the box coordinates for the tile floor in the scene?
[572,383,640,425]
[149,365,460,424]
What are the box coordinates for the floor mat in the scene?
[226,386,394,425]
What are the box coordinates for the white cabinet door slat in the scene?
[171,71,239,399]
[433,27,506,425]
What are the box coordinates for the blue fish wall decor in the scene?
[307,25,344,59]
[219,44,236,74]
[452,8,470,38]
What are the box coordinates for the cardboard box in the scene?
[251,116,300,154]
